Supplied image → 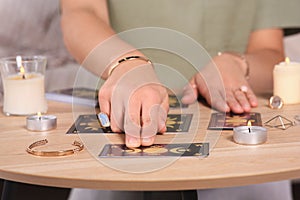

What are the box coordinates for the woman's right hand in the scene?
[98,60,169,148]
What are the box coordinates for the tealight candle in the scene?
[273,57,300,104]
[26,112,57,131]
[233,121,267,145]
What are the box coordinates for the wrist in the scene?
[102,55,152,80]
[218,52,250,79]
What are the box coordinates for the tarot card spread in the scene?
[66,114,193,134]
[99,143,209,157]
[208,112,262,130]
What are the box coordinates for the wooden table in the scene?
[0,96,300,191]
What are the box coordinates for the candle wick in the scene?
[16,55,26,79]
[38,116,42,120]
[248,127,251,133]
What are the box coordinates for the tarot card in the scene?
[99,142,209,157]
[46,87,99,107]
[66,114,193,134]
[47,87,188,108]
[166,114,193,132]
[66,114,113,134]
[168,94,188,109]
[208,112,262,130]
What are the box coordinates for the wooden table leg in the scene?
[0,180,70,200]
[1,180,16,200]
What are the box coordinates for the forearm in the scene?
[61,8,115,63]
[246,49,285,93]
[244,28,285,94]
[60,1,144,79]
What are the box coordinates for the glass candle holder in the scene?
[0,55,47,115]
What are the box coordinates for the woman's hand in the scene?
[182,53,258,113]
[98,61,169,147]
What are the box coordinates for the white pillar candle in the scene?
[273,58,300,104]
[0,56,47,115]
[3,73,47,115]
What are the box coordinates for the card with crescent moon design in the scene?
[99,143,209,157]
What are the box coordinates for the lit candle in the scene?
[26,112,57,131]
[233,121,267,145]
[0,56,47,115]
[16,56,26,79]
[273,57,300,104]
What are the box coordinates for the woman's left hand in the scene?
[181,52,258,113]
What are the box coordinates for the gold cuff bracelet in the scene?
[26,139,84,157]
[107,55,152,77]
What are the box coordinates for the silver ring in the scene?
[191,84,197,89]
[234,85,248,93]
[97,112,110,127]
[239,85,248,93]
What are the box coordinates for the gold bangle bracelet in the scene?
[107,55,152,77]
[26,139,84,157]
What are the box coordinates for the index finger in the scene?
[140,104,161,146]
[124,98,142,148]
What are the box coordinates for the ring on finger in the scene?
[184,83,197,90]
[234,85,248,93]
[97,112,110,127]
[191,84,197,89]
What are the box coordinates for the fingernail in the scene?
[128,137,139,145]
[181,95,189,103]
[244,104,250,109]
[142,137,151,143]
[225,105,230,112]
[160,119,166,126]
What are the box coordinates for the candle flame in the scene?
[20,67,26,79]
[37,112,42,120]
[16,56,26,79]
[285,57,290,64]
[247,120,252,127]
[20,66,25,74]
[247,120,252,133]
